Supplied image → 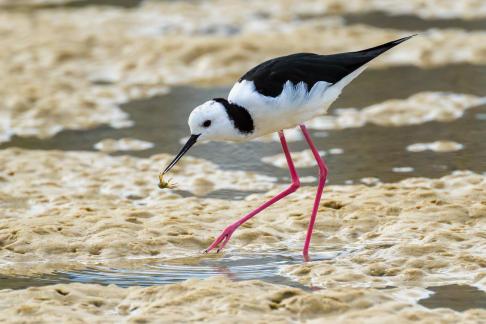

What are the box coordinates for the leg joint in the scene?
[318,164,328,180]
[288,179,300,193]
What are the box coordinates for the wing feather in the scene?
[239,35,415,97]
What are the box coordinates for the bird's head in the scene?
[188,99,238,142]
[162,98,245,175]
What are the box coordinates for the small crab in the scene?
[158,173,176,189]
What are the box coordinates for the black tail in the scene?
[237,35,416,97]
[354,34,417,59]
[318,34,417,80]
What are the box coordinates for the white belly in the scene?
[228,66,366,139]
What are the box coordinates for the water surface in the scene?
[0,251,340,291]
[2,65,485,196]
[419,285,486,311]
[0,8,485,314]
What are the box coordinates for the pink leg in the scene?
[300,124,328,259]
[205,130,300,253]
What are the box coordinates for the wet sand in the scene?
[93,138,154,153]
[407,141,464,153]
[0,277,484,323]
[3,84,485,188]
[3,0,486,19]
[419,284,486,312]
[2,1,486,143]
[0,148,484,293]
[1,0,486,322]
[306,92,485,130]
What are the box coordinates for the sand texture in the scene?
[0,148,483,293]
[274,0,486,19]
[281,171,486,291]
[2,0,486,19]
[2,1,486,143]
[94,138,154,153]
[0,277,484,323]
[407,141,465,152]
[306,92,486,130]
[0,1,485,322]
[0,148,279,274]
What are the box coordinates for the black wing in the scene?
[239,35,415,97]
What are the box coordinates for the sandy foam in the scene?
[0,148,484,291]
[407,141,465,152]
[306,92,485,130]
[2,2,486,142]
[94,138,154,153]
[2,0,486,19]
[0,277,482,323]
[0,148,280,274]
[0,148,484,321]
[281,0,486,20]
[281,171,486,291]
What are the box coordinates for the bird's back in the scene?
[238,35,415,98]
[228,35,415,137]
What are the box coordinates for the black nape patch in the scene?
[213,98,254,134]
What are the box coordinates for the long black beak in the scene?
[163,134,200,174]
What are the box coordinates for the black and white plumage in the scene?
[163,35,415,256]
[239,35,415,98]
[164,36,414,173]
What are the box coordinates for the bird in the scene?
[162,35,415,259]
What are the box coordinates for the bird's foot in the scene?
[303,252,310,262]
[204,224,238,253]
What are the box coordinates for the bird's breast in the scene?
[228,79,335,136]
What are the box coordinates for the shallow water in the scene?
[2,65,486,199]
[0,251,339,291]
[1,67,485,305]
[342,12,486,31]
[2,253,486,312]
[0,0,143,9]
[1,6,485,317]
[419,285,486,311]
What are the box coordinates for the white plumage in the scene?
[228,66,367,138]
[162,36,415,256]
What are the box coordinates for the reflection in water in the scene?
[0,251,339,291]
[0,5,484,319]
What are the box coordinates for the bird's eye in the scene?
[202,120,211,128]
